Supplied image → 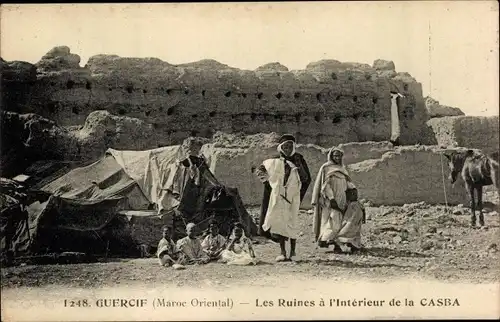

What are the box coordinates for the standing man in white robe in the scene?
[255,134,311,262]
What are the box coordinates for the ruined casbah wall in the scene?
[348,146,468,206]
[2,46,432,147]
[427,116,499,156]
[202,138,468,208]
[201,133,394,208]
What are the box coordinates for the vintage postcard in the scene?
[1,2,499,321]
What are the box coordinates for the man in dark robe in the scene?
[254,134,311,261]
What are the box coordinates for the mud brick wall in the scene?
[203,142,468,208]
[427,116,499,155]
[202,137,396,208]
[2,47,433,147]
[348,146,468,206]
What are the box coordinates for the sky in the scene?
[1,2,498,116]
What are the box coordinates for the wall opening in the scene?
[143,89,148,94]
[126,85,134,93]
[66,80,75,89]
[404,107,415,119]
[372,97,378,104]
[348,75,353,81]
[353,96,358,102]
[275,92,282,99]
[251,113,257,120]
[331,73,337,80]
[50,82,56,87]
[118,108,126,115]
[257,92,263,99]
[85,81,92,90]
[190,130,199,137]
[316,93,322,102]
[202,90,206,97]
[231,114,236,119]
[71,106,79,115]
[275,114,283,120]
[365,74,372,80]
[362,111,372,118]
[353,112,361,120]
[191,114,198,118]
[47,102,57,113]
[184,89,189,95]
[404,84,409,91]
[294,113,301,122]
[314,134,322,145]
[314,113,322,122]
[336,95,341,101]
[108,87,112,91]
[166,89,173,95]
[242,93,247,98]
[167,107,175,116]
[209,111,216,117]
[331,113,341,124]
[202,129,214,137]
[145,111,151,117]
[294,92,300,99]
[225,91,231,97]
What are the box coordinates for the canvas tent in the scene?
[1,192,30,264]
[5,145,257,257]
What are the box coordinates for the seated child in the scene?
[176,223,210,265]
[157,225,184,268]
[201,219,227,261]
[220,223,257,266]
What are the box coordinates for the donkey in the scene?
[444,149,499,227]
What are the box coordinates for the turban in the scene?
[278,134,296,144]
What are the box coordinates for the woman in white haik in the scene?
[255,135,311,262]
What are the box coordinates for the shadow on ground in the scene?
[358,247,430,258]
[295,258,414,269]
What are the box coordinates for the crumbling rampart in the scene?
[2,46,433,147]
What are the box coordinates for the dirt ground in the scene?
[2,192,499,290]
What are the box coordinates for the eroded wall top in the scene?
[2,46,432,147]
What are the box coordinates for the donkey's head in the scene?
[443,150,474,184]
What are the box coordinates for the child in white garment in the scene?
[220,223,257,266]
[157,226,185,269]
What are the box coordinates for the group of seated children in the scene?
[157,219,257,269]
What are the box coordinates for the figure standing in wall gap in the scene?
[390,91,404,146]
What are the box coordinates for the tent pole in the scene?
[23,206,31,241]
[105,240,110,260]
